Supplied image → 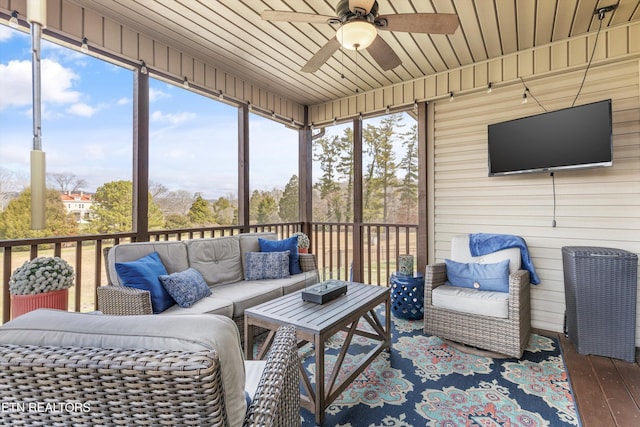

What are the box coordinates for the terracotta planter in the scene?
[298,248,309,254]
[11,288,69,319]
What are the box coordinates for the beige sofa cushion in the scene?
[239,232,277,278]
[212,281,283,316]
[186,236,243,286]
[161,295,234,317]
[107,241,188,286]
[0,309,247,427]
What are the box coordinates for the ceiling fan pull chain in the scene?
[355,45,359,93]
[341,45,345,80]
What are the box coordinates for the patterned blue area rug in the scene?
[295,312,580,427]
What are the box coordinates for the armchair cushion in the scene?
[244,360,267,401]
[432,284,509,318]
[159,268,212,308]
[445,258,510,292]
[115,252,174,313]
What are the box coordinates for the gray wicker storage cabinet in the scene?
[562,246,638,362]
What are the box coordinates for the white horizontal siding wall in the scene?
[430,60,640,341]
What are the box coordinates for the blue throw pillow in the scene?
[159,268,212,308]
[245,251,291,280]
[445,258,510,293]
[115,252,175,313]
[258,236,302,275]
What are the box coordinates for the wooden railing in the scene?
[0,222,417,323]
[310,222,419,286]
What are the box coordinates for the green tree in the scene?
[313,135,345,221]
[164,213,191,229]
[363,115,402,222]
[397,123,418,223]
[188,194,215,225]
[278,175,299,222]
[250,190,278,224]
[335,129,354,222]
[89,180,164,233]
[0,188,78,239]
[212,196,237,225]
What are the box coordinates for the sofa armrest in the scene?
[425,262,447,291]
[96,285,153,315]
[0,344,226,426]
[424,262,446,308]
[244,325,299,427]
[508,269,531,311]
[299,253,317,273]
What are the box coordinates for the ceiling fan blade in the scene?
[377,13,459,34]
[261,10,335,24]
[349,0,376,15]
[367,35,402,71]
[301,37,341,73]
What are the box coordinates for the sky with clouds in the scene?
[0,24,300,199]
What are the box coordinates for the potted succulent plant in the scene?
[9,256,74,319]
[292,231,310,253]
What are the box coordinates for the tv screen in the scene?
[488,99,612,176]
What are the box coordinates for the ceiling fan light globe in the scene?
[337,20,377,50]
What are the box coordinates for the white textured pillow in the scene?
[245,251,290,280]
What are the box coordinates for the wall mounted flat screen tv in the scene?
[488,99,612,176]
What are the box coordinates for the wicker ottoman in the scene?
[562,246,638,362]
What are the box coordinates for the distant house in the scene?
[60,192,94,224]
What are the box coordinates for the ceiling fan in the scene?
[261,0,459,73]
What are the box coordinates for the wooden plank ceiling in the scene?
[69,0,640,106]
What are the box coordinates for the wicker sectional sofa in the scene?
[97,232,317,332]
[0,309,300,427]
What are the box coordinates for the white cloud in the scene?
[83,144,107,160]
[41,59,81,104]
[149,87,169,102]
[66,102,97,117]
[0,58,80,111]
[165,149,195,160]
[150,110,196,125]
[0,26,14,42]
[0,60,32,110]
[116,97,130,105]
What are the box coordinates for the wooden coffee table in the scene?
[244,281,391,425]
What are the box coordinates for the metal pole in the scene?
[30,19,46,229]
[32,23,42,151]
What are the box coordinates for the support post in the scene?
[416,101,429,271]
[299,106,312,238]
[238,104,250,232]
[133,69,149,242]
[352,117,363,282]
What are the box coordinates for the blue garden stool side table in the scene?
[390,272,425,320]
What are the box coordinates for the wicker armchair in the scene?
[424,236,531,358]
[0,322,300,427]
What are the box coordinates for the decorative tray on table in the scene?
[301,280,348,304]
